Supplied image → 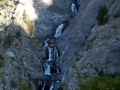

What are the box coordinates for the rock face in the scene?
[55,0,120,89]
[0,0,120,90]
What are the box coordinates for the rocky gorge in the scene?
[0,0,120,90]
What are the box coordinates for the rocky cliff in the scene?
[0,0,120,90]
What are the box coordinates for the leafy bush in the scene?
[96,5,108,25]
[77,73,120,90]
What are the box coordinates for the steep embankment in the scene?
[55,0,120,90]
[0,0,120,90]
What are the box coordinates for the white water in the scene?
[42,81,46,90]
[50,82,54,90]
[53,47,59,60]
[43,62,51,75]
[54,24,65,37]
[47,47,54,61]
[71,3,78,14]
[56,68,60,73]
[44,38,49,47]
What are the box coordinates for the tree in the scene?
[96,5,108,25]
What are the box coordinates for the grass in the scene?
[0,0,8,5]
[23,10,34,38]
[18,80,32,90]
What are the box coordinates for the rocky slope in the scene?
[0,0,120,90]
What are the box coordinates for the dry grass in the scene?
[23,10,34,38]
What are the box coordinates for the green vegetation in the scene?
[23,10,34,38]
[85,44,92,51]
[96,5,108,25]
[0,54,4,60]
[18,80,32,90]
[0,39,2,43]
[94,67,104,77]
[34,80,39,87]
[10,80,17,88]
[0,62,4,67]
[71,61,76,69]
[1,78,6,86]
[77,73,120,90]
[114,11,120,18]
[3,34,13,47]
[0,72,4,78]
[16,31,21,37]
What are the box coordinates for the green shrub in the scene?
[10,80,17,88]
[94,67,104,77]
[0,62,4,67]
[16,31,21,37]
[0,54,3,60]
[96,5,108,25]
[77,73,120,90]
[3,34,13,47]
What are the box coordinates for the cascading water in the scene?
[47,47,54,61]
[43,62,51,75]
[39,1,79,89]
[53,47,59,60]
[54,23,65,37]
[70,2,78,15]
[44,38,49,48]
[42,81,46,90]
[49,82,54,90]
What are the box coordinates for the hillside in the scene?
[0,0,120,90]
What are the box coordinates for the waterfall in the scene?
[46,46,59,61]
[42,81,46,90]
[56,68,60,73]
[49,82,54,90]
[40,1,79,89]
[43,62,51,75]
[71,2,78,15]
[54,23,65,37]
[47,47,54,61]
[53,47,59,60]
[44,38,49,48]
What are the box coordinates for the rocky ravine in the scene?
[0,0,120,90]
